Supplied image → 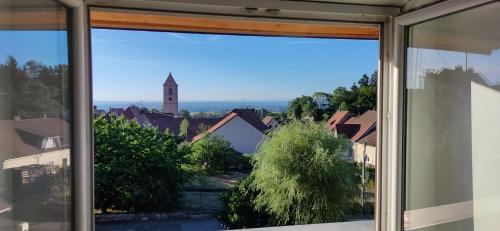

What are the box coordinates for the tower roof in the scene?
[163,72,178,86]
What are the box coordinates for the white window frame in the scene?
[62,0,498,230]
[388,1,497,231]
[64,1,398,230]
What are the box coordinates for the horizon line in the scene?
[93,99,293,103]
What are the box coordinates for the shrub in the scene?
[219,176,269,229]
[94,115,188,213]
[189,135,236,175]
[251,121,358,225]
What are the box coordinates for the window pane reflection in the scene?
[0,1,72,230]
[405,2,500,231]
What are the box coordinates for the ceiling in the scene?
[301,0,438,11]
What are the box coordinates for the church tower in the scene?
[163,72,179,116]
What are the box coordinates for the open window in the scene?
[89,7,382,231]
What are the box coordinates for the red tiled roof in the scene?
[192,113,238,142]
[344,110,377,142]
[357,129,377,146]
[13,118,69,138]
[122,106,221,141]
[0,118,69,159]
[108,108,125,116]
[326,111,353,131]
[152,116,220,141]
[0,199,12,214]
[230,109,268,133]
[335,123,360,139]
[262,116,274,126]
[192,109,268,142]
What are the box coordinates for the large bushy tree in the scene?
[0,56,69,120]
[330,71,377,115]
[251,121,358,225]
[287,95,323,121]
[219,175,269,229]
[189,135,236,175]
[287,71,377,120]
[94,115,188,213]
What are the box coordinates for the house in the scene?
[262,116,279,130]
[327,110,377,166]
[123,105,221,141]
[1,118,70,170]
[192,109,268,154]
[108,108,125,116]
[0,199,12,214]
[117,74,224,141]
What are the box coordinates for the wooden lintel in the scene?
[90,10,379,39]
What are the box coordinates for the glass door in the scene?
[403,2,500,231]
[0,0,73,230]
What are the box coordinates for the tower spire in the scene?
[163,72,179,115]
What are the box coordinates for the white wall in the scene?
[352,142,376,166]
[3,149,70,169]
[212,116,265,154]
[471,82,500,231]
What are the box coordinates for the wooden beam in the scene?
[90,10,379,39]
[0,9,67,30]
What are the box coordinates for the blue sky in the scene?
[91,29,379,102]
[0,31,68,66]
[0,29,379,102]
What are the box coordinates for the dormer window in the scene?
[42,136,61,150]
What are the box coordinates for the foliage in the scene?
[180,109,191,118]
[287,95,323,121]
[251,121,358,225]
[330,71,377,115]
[220,176,269,229]
[179,118,189,141]
[255,108,270,120]
[94,115,188,213]
[0,56,69,120]
[197,123,210,134]
[287,71,377,120]
[189,135,236,175]
[312,92,331,110]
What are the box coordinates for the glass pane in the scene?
[0,0,72,230]
[405,2,500,231]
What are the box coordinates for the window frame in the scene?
[394,0,497,230]
[65,1,409,231]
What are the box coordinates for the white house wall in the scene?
[352,142,376,166]
[3,149,70,170]
[212,116,265,154]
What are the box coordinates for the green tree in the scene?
[179,118,189,141]
[288,96,323,121]
[180,109,191,118]
[0,56,69,119]
[328,71,377,115]
[189,135,236,175]
[255,108,269,120]
[312,92,331,110]
[251,121,358,225]
[94,115,188,213]
[219,176,269,229]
